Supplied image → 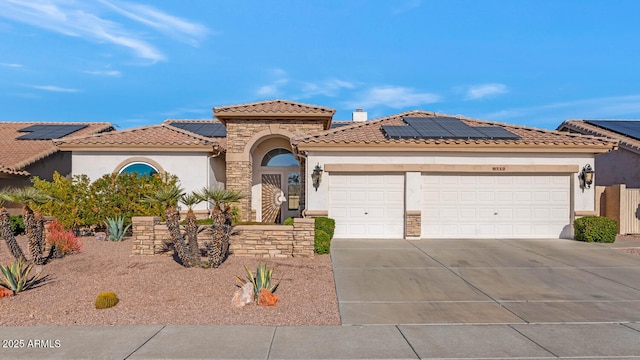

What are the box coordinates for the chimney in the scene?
[352,108,368,122]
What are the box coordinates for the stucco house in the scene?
[0,122,114,213]
[56,100,616,240]
[558,120,640,188]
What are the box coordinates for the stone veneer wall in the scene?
[131,216,315,258]
[224,119,325,222]
[405,211,421,238]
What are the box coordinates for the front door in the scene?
[261,172,301,223]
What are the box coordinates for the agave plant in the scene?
[0,258,41,294]
[237,263,279,300]
[104,216,131,242]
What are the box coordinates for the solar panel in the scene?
[17,124,87,140]
[382,116,522,141]
[475,127,521,140]
[585,120,640,141]
[381,126,420,139]
[330,122,351,128]
[169,122,226,137]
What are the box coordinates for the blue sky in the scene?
[1,0,640,130]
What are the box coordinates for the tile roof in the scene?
[558,120,640,154]
[164,119,227,148]
[0,122,113,175]
[292,110,617,152]
[214,99,335,117]
[55,123,224,151]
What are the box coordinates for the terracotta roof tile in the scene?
[558,120,640,153]
[292,110,617,150]
[0,122,113,174]
[214,99,335,117]
[55,123,223,151]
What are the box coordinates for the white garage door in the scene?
[422,174,570,238]
[329,174,404,238]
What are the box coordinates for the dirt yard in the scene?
[0,236,341,326]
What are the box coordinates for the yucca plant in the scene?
[104,216,131,242]
[180,193,203,265]
[0,191,27,261]
[0,258,41,294]
[237,263,279,300]
[142,184,193,267]
[196,187,245,268]
[6,187,51,265]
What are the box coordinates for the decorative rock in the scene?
[257,288,278,306]
[0,287,14,298]
[95,232,107,241]
[231,282,254,308]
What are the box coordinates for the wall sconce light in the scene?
[311,163,323,191]
[579,164,595,190]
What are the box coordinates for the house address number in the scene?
[492,166,506,171]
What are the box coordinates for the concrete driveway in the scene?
[331,238,640,325]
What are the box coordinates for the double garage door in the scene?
[329,173,570,239]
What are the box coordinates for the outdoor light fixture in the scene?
[579,164,595,190]
[311,163,323,191]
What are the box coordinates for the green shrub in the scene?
[32,171,179,229]
[314,229,331,254]
[574,216,618,243]
[9,215,24,236]
[315,217,335,239]
[283,217,294,226]
[95,291,119,309]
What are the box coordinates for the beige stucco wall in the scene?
[595,147,640,188]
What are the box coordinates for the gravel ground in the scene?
[0,236,340,326]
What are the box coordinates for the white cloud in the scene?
[255,68,289,97]
[0,62,23,68]
[343,85,441,109]
[301,79,354,98]
[28,84,80,93]
[98,0,209,46]
[483,94,640,128]
[465,83,508,100]
[0,0,209,63]
[391,0,422,15]
[83,69,122,76]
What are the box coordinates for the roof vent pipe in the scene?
[352,108,368,122]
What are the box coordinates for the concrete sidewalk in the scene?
[1,323,640,359]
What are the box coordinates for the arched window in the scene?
[118,162,158,177]
[261,148,298,167]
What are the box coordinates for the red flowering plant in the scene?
[46,220,83,257]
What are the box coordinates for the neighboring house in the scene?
[558,120,640,187]
[56,100,616,239]
[0,122,114,213]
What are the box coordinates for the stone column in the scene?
[292,217,315,257]
[131,216,160,255]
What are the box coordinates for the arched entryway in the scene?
[251,138,300,223]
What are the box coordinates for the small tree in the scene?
[7,187,51,265]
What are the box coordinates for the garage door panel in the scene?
[330,174,404,238]
[422,174,569,239]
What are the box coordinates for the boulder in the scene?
[257,288,279,306]
[231,282,254,308]
[95,232,107,241]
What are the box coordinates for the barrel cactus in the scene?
[95,291,119,309]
